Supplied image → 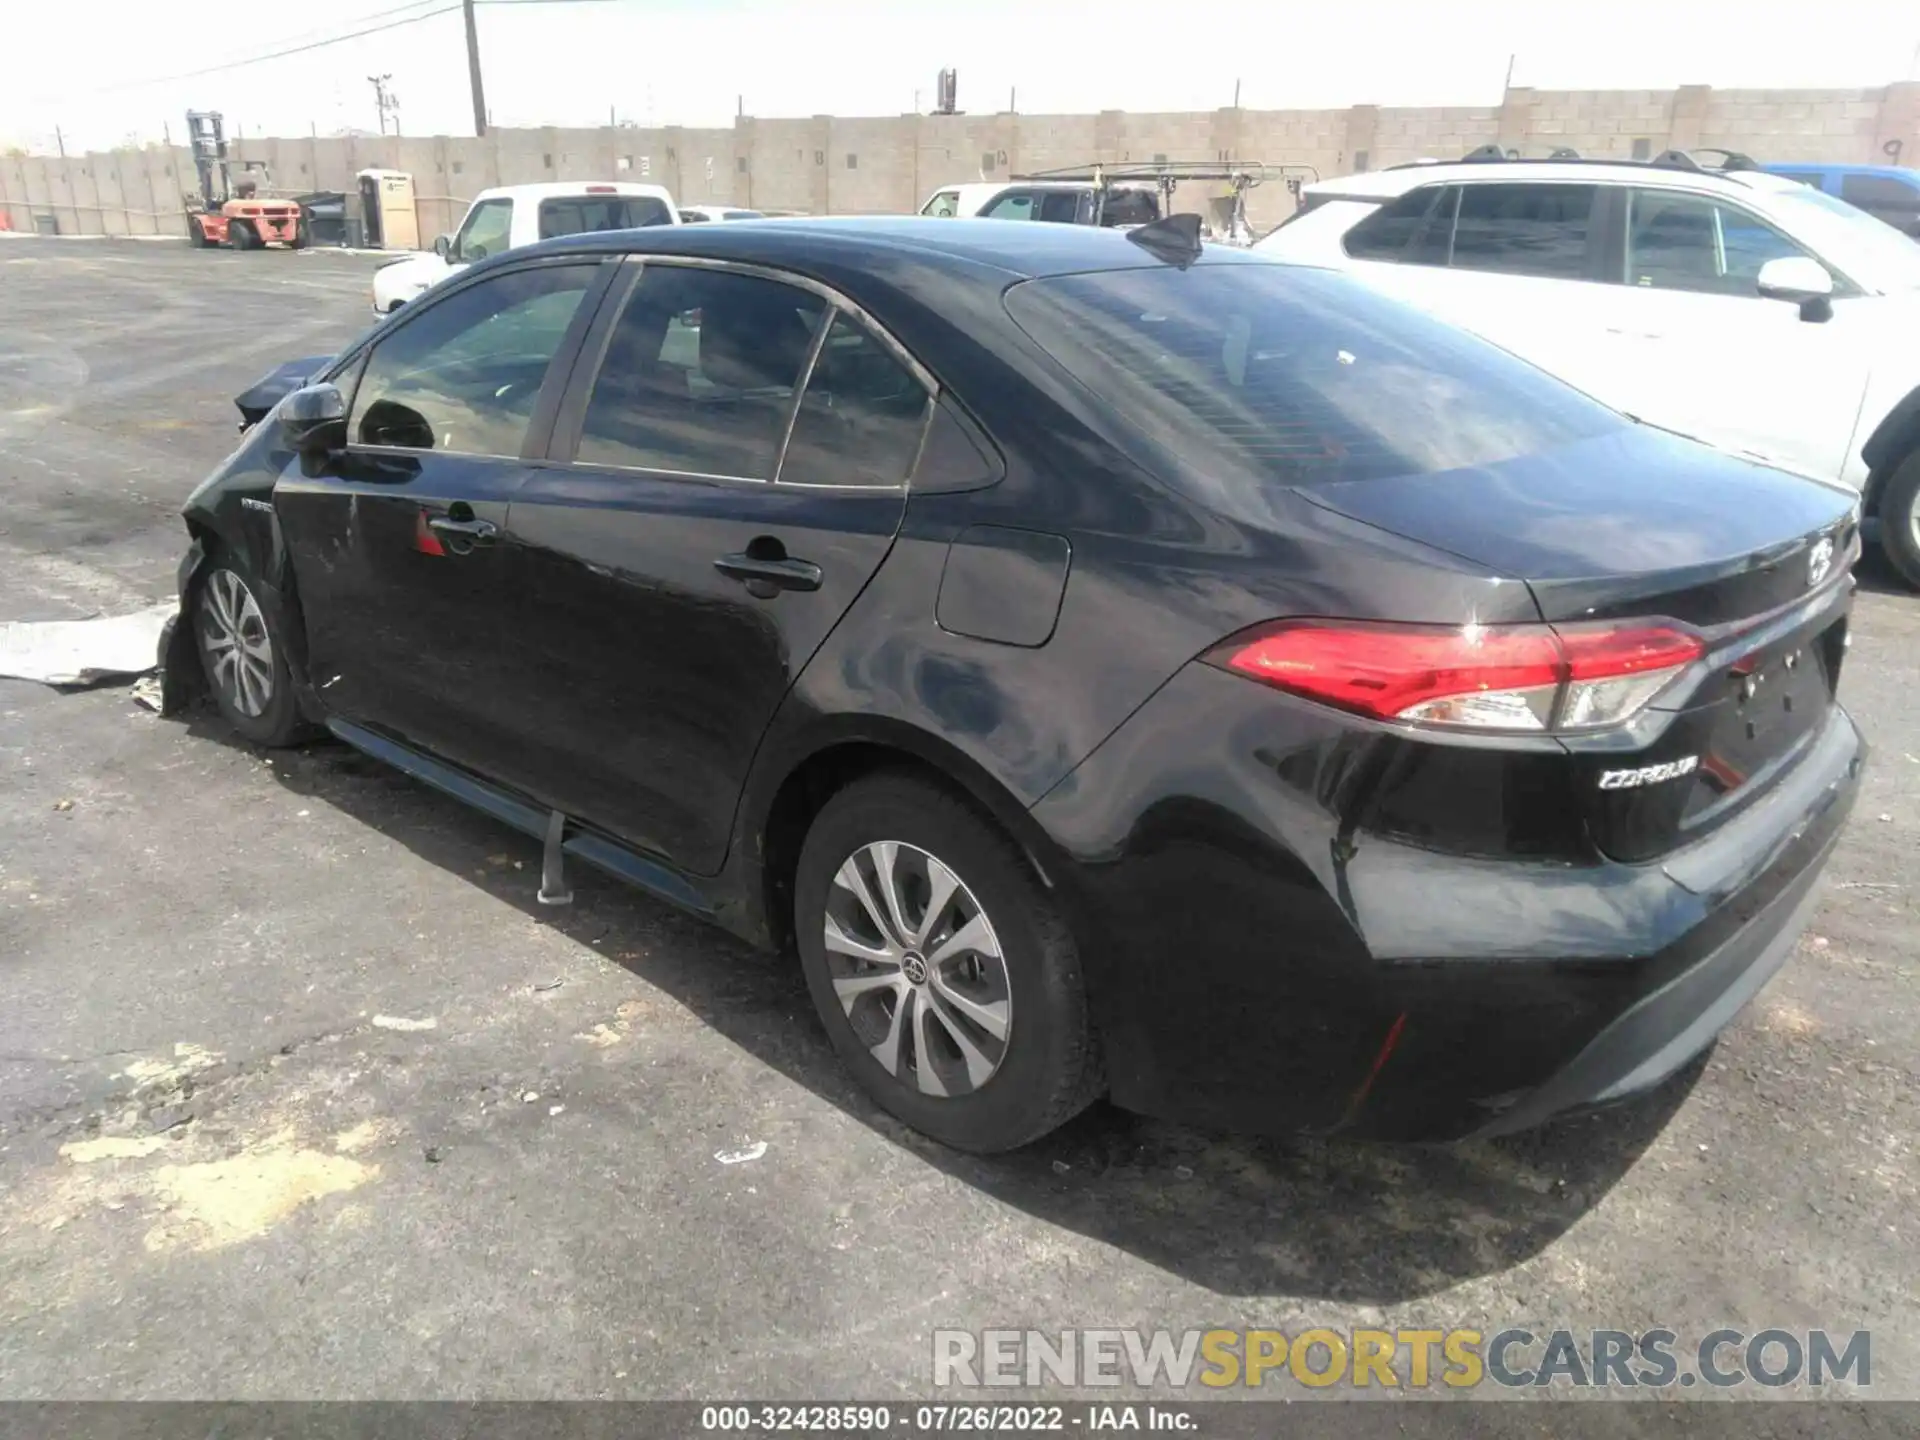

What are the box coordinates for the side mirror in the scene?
[279,383,347,456]
[433,232,453,260]
[1757,256,1835,321]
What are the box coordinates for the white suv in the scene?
[1257,154,1920,586]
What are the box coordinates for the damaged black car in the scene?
[167,217,1864,1153]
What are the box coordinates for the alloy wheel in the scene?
[824,840,1012,1097]
[200,569,275,718]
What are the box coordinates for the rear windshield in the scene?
[537,195,673,239]
[1004,263,1622,501]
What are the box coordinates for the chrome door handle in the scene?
[714,553,823,593]
[427,516,498,541]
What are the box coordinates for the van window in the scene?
[1840,173,1920,208]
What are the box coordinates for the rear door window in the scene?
[779,314,931,488]
[921,190,961,217]
[574,264,827,479]
[1037,191,1084,224]
[1448,183,1597,279]
[349,263,599,456]
[1004,264,1620,504]
[537,195,672,239]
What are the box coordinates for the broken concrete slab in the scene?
[0,602,177,686]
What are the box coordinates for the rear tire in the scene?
[290,220,310,250]
[794,773,1103,1153]
[230,221,257,251]
[191,553,303,747]
[1880,452,1920,590]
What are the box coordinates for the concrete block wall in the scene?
[7,82,1920,239]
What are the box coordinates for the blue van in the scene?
[1763,163,1920,238]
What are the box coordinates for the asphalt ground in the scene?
[1,236,1917,1424]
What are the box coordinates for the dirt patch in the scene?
[143,1138,375,1253]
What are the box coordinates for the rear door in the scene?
[503,259,932,874]
[275,258,611,781]
[1338,180,1629,399]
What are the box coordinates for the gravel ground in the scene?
[1,237,1916,1422]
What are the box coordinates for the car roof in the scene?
[1303,159,1800,201]
[520,214,1266,284]
[471,181,676,203]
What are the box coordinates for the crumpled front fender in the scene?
[159,538,208,716]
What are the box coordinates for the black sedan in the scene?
[167,216,1865,1152]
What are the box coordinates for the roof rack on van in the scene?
[1404,144,1760,174]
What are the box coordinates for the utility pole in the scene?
[464,0,488,137]
[368,74,396,136]
[55,126,66,158]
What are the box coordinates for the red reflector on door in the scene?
[413,510,445,556]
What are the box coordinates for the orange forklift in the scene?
[184,111,305,250]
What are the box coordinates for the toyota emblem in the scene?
[1807,535,1835,588]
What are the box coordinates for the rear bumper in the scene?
[1468,771,1842,1137]
[1030,661,1865,1142]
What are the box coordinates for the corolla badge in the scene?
[1807,535,1836,589]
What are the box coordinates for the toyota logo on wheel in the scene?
[1807,535,1835,588]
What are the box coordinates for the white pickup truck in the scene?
[370,181,680,316]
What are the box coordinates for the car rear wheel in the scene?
[193,558,302,746]
[1880,452,1920,590]
[794,773,1103,1152]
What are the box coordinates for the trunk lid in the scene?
[1296,425,1858,861]
[1294,426,1856,627]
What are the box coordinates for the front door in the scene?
[1591,187,1873,483]
[275,258,610,782]
[503,260,931,874]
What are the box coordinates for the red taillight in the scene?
[1208,620,1704,733]
[586,185,617,193]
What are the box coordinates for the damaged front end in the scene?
[162,353,333,715]
[157,539,209,717]
[233,354,335,431]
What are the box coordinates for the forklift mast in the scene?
[186,111,230,210]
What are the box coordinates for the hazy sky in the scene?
[5,0,1919,153]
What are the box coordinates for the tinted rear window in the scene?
[537,195,672,238]
[1004,264,1621,499]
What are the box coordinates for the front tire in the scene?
[188,217,210,248]
[794,773,1103,1153]
[192,558,302,746]
[1880,452,1920,590]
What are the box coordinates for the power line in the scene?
[97,3,460,92]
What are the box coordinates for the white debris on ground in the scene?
[715,1141,768,1165]
[0,602,175,685]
